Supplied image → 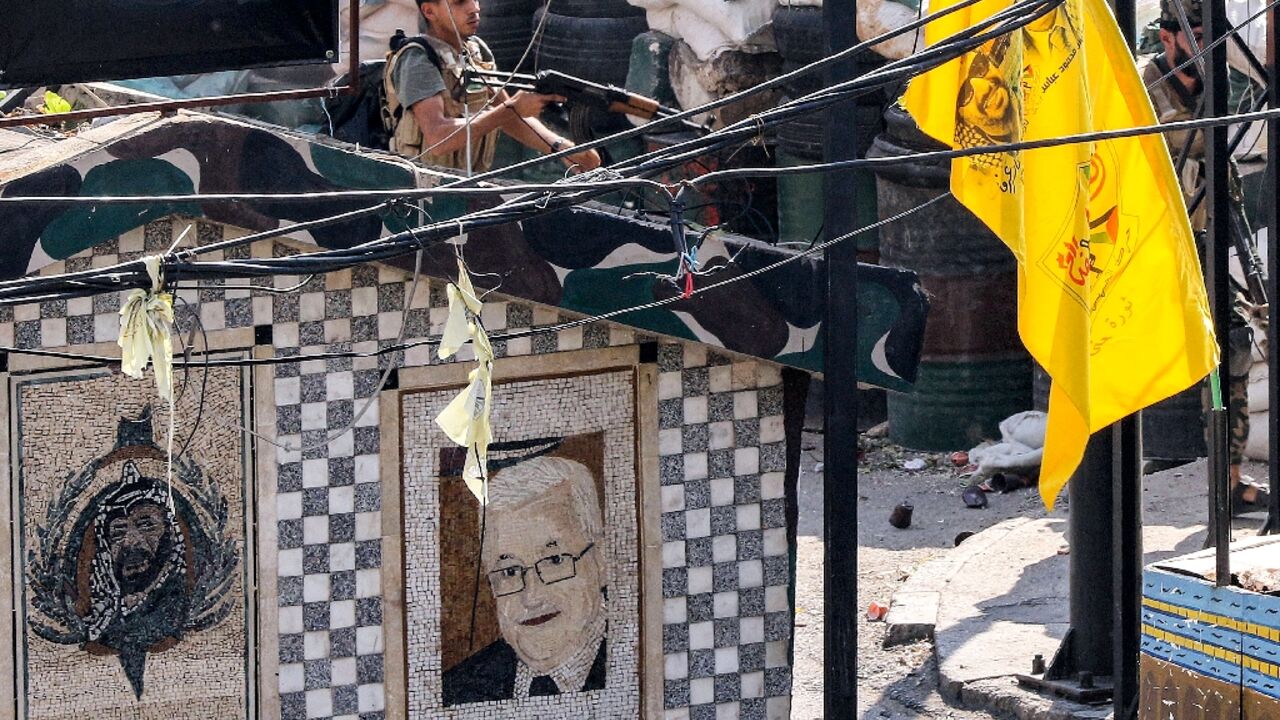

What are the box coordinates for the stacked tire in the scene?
[531,0,647,87]
[771,5,826,244]
[479,0,542,71]
[772,5,825,160]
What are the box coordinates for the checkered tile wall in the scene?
[5,218,793,720]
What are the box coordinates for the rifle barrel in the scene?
[469,68,537,82]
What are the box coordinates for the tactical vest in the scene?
[383,35,500,173]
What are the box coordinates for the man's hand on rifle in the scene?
[503,91,566,118]
[497,91,601,172]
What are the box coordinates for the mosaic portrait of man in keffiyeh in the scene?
[25,409,240,700]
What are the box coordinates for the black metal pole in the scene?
[1264,0,1280,536]
[1110,6,1142,716]
[1066,434,1117,674]
[823,0,860,715]
[1204,0,1234,580]
[1111,414,1143,718]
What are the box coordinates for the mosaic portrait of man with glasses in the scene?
[442,456,609,706]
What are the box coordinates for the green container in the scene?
[776,150,824,245]
[625,31,678,109]
[888,355,1033,451]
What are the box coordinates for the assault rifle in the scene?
[466,67,710,133]
[1227,160,1268,307]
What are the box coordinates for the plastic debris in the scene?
[950,451,969,467]
[866,602,889,621]
[903,458,927,471]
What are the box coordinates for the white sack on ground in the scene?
[967,411,1046,476]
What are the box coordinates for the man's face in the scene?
[105,502,169,594]
[484,481,604,674]
[958,49,1016,137]
[1160,26,1204,81]
[421,0,481,42]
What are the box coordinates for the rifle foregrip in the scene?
[607,96,660,119]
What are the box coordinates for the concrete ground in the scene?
[790,430,1270,719]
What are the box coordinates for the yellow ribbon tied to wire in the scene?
[434,259,496,503]
[118,256,175,400]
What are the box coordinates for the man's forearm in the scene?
[501,110,565,155]
[416,104,512,156]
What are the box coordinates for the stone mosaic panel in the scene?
[13,367,251,720]
[654,344,793,720]
[400,370,641,718]
[3,217,796,720]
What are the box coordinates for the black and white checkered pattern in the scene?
[655,345,793,720]
[11,217,794,720]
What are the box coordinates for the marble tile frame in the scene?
[0,330,265,720]
[383,346,665,718]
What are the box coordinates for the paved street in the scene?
[792,427,1270,719]
[792,431,1038,719]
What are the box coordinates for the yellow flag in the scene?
[439,258,484,360]
[435,363,494,501]
[903,0,1216,508]
[434,258,497,502]
[118,256,175,401]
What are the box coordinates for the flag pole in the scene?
[1108,7,1144,717]
[823,0,861,714]
[1264,0,1280,536]
[1204,0,1235,581]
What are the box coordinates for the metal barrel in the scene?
[870,106,1030,451]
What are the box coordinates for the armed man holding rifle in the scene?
[1143,0,1271,514]
[383,0,601,173]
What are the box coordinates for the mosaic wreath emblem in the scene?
[25,408,240,700]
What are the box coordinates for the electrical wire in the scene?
[0,0,1062,306]
[4,0,1271,214]
[2,0,1267,312]
[0,191,948,370]
[0,0,1007,207]
[4,78,1279,313]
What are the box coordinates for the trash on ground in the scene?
[903,458,927,471]
[987,472,1037,493]
[967,410,1047,477]
[950,451,969,467]
[961,483,988,509]
[866,601,889,621]
[888,500,914,529]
